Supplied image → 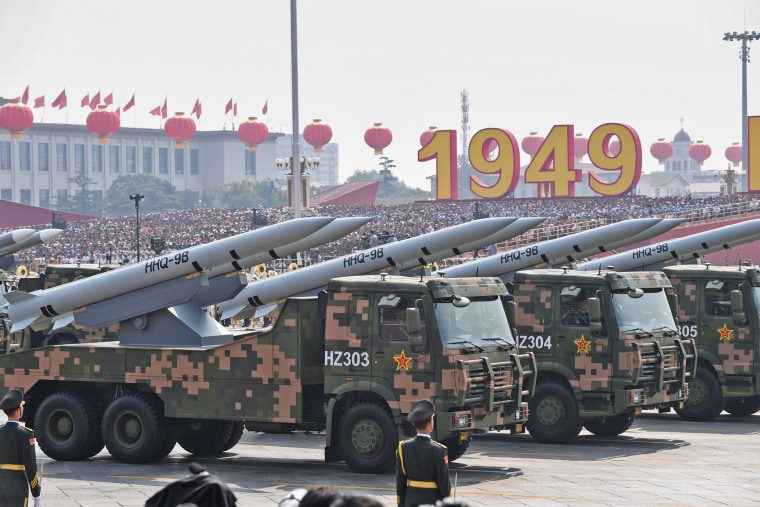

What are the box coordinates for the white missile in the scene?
[0,228,35,251]
[427,217,547,260]
[0,229,63,257]
[218,217,518,318]
[575,218,760,272]
[441,218,663,278]
[5,217,335,332]
[569,218,686,262]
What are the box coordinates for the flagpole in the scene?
[290,0,302,220]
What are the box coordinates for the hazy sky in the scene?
[2,0,759,190]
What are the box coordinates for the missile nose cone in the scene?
[38,229,64,243]
[10,229,36,244]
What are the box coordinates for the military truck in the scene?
[663,263,760,420]
[0,263,120,354]
[0,273,536,473]
[509,268,696,443]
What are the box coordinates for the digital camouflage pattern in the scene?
[512,269,695,419]
[664,264,760,405]
[0,274,536,470]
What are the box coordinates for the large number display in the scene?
[420,118,760,199]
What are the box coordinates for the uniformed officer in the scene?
[396,400,451,507]
[0,389,41,507]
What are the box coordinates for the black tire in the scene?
[177,420,234,455]
[338,402,397,473]
[724,396,760,416]
[35,392,103,461]
[439,436,471,462]
[102,393,168,464]
[583,409,637,437]
[221,421,246,452]
[151,421,179,462]
[675,365,725,421]
[527,380,583,444]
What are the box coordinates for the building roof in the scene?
[673,128,691,143]
[0,200,95,228]
[640,172,689,186]
[311,181,379,206]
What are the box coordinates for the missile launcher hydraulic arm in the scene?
[0,273,536,473]
[508,268,697,443]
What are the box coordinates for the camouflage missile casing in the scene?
[664,265,760,397]
[322,275,535,438]
[512,269,695,417]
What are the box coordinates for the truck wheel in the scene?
[36,392,103,461]
[338,402,397,473]
[177,420,234,455]
[439,436,470,462]
[527,381,583,444]
[675,365,725,421]
[724,396,760,416]
[221,421,246,452]
[102,393,168,463]
[582,409,636,437]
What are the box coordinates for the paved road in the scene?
[12,410,760,506]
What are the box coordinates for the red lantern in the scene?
[164,112,197,149]
[725,142,742,167]
[574,133,588,163]
[689,140,712,167]
[420,126,437,148]
[521,132,544,157]
[303,119,332,153]
[364,122,392,155]
[0,98,34,140]
[86,105,120,144]
[237,116,269,152]
[650,138,674,165]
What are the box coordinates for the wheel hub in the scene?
[535,397,564,427]
[351,419,382,456]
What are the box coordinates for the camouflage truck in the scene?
[0,263,120,354]
[663,263,760,420]
[0,274,536,473]
[509,268,697,443]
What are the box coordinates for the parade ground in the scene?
[13,409,759,507]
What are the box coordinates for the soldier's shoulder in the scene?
[433,440,448,451]
[20,425,34,434]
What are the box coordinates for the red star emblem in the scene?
[394,349,412,371]
[717,324,734,342]
[574,335,591,354]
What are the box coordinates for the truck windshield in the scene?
[612,288,677,335]
[433,296,516,350]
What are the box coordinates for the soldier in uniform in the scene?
[0,389,41,507]
[396,400,451,507]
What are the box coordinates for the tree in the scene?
[203,180,288,208]
[54,173,102,216]
[104,174,185,216]
[346,165,432,204]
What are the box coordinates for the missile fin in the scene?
[3,290,36,304]
[10,315,40,333]
[52,314,75,330]
[221,306,246,321]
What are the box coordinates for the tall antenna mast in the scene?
[460,90,470,158]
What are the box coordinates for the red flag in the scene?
[161,98,167,119]
[90,91,101,110]
[149,105,162,117]
[191,99,202,119]
[33,96,45,108]
[21,86,29,105]
[262,100,268,115]
[225,98,233,114]
[81,94,89,108]
[123,93,135,112]
[115,107,121,117]
[233,101,237,116]
[104,93,113,105]
[51,89,67,109]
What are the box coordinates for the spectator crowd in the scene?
[7,194,760,271]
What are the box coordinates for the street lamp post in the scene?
[723,30,760,187]
[276,156,319,210]
[129,193,144,262]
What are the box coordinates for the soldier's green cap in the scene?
[0,388,24,411]
[407,399,435,424]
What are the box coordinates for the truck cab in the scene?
[664,264,760,420]
[511,268,696,443]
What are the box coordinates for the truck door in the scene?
[372,294,435,402]
[558,285,610,387]
[702,280,750,376]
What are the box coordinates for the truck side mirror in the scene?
[731,289,746,323]
[668,292,679,322]
[506,300,517,337]
[406,308,422,347]
[588,297,602,333]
